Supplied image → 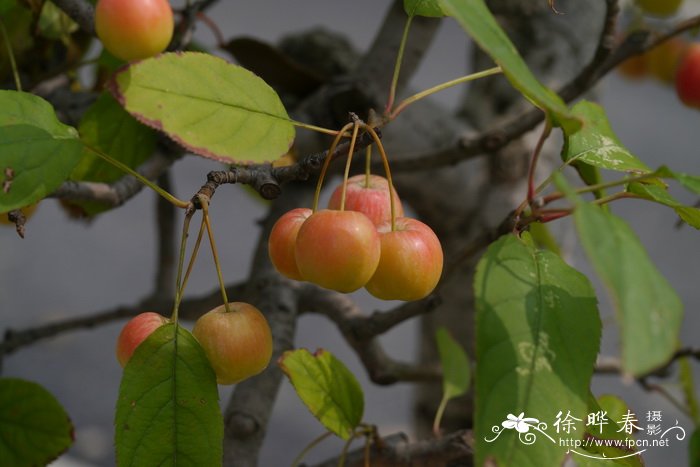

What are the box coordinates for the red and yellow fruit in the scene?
[676,44,700,108]
[192,303,273,385]
[365,217,443,301]
[116,312,169,367]
[95,0,173,61]
[268,208,312,281]
[327,174,404,226]
[294,209,380,293]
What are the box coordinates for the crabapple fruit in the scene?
[327,174,404,226]
[676,44,700,109]
[294,209,380,292]
[192,303,273,385]
[116,312,168,367]
[269,208,312,281]
[95,0,174,61]
[365,217,443,301]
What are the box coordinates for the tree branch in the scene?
[310,429,472,467]
[50,151,176,207]
[297,285,440,385]
[0,282,246,358]
[387,8,700,174]
[222,186,310,467]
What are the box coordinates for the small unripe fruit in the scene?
[95,0,174,61]
[116,312,168,367]
[295,210,380,293]
[193,303,273,385]
[675,44,700,109]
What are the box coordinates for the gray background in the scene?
[1,1,698,465]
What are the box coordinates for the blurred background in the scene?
[1,0,699,465]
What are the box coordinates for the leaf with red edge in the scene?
[108,52,295,164]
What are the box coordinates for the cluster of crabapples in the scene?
[268,174,444,301]
[116,304,273,385]
[615,0,700,110]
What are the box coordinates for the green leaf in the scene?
[0,378,73,466]
[474,233,601,467]
[679,357,700,425]
[0,91,83,212]
[627,182,700,229]
[573,201,683,376]
[0,0,16,15]
[0,124,82,213]
[438,0,578,132]
[575,394,643,467]
[436,327,470,400]
[37,1,78,40]
[528,222,561,255]
[691,429,700,467]
[108,52,295,164]
[279,348,364,440]
[563,101,651,173]
[72,92,157,215]
[655,166,700,195]
[0,90,78,138]
[403,0,446,17]
[115,323,223,467]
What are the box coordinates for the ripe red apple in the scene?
[95,0,173,61]
[635,0,683,17]
[116,312,169,367]
[676,44,700,109]
[268,208,312,280]
[192,302,273,385]
[327,174,404,226]
[295,209,380,292]
[365,217,443,301]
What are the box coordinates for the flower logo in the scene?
[502,412,540,433]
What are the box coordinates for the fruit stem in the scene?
[180,216,207,298]
[84,145,190,209]
[291,120,347,136]
[364,145,372,189]
[199,195,231,313]
[313,122,355,212]
[339,122,361,211]
[0,19,22,92]
[385,14,414,114]
[526,118,553,203]
[290,431,333,467]
[432,393,449,438]
[361,124,397,232]
[338,431,360,467]
[540,171,660,204]
[172,205,196,322]
[389,67,502,119]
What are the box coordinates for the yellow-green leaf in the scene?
[279,348,364,440]
[109,52,295,164]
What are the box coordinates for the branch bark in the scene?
[310,430,472,467]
